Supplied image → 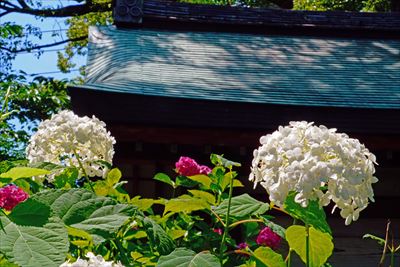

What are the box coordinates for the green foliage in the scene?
[32,189,136,239]
[143,217,176,255]
[164,195,210,215]
[251,247,286,267]
[214,193,269,219]
[286,225,333,267]
[283,192,331,234]
[8,198,50,227]
[293,0,390,11]
[157,247,221,267]
[0,216,69,267]
[0,77,70,160]
[0,167,50,181]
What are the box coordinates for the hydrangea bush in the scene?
[249,121,378,225]
[0,111,382,267]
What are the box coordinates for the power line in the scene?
[29,68,80,76]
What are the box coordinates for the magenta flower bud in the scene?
[0,184,29,211]
[199,165,212,175]
[256,227,281,249]
[213,228,223,235]
[175,156,201,176]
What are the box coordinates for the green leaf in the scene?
[176,176,198,188]
[0,216,69,267]
[131,196,155,211]
[252,247,286,267]
[363,234,385,246]
[29,162,62,171]
[66,226,93,241]
[286,225,333,267]
[168,229,187,240]
[8,198,50,227]
[54,167,78,188]
[0,167,50,181]
[93,180,112,196]
[186,174,212,189]
[143,217,175,255]
[164,195,210,215]
[70,204,135,238]
[32,189,137,240]
[283,192,331,234]
[214,193,269,218]
[157,247,221,267]
[154,173,175,187]
[188,189,216,205]
[233,179,244,187]
[107,168,122,186]
[210,154,241,168]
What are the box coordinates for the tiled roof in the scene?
[79,26,400,109]
[115,0,400,32]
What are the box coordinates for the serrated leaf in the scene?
[143,217,175,255]
[157,247,221,267]
[283,192,331,234]
[154,173,175,187]
[252,247,286,267]
[8,198,50,227]
[32,189,137,240]
[164,196,210,215]
[188,190,216,205]
[286,225,333,267]
[186,174,212,189]
[107,168,122,186]
[0,216,69,267]
[0,167,50,181]
[214,193,269,218]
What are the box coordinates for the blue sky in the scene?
[2,0,86,80]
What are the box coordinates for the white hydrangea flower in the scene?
[60,252,125,267]
[249,121,378,225]
[26,110,116,178]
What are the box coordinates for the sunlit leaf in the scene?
[286,225,333,267]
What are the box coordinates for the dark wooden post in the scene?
[113,0,143,25]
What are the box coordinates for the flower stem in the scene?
[305,223,310,267]
[73,148,95,192]
[219,168,234,264]
[285,249,293,267]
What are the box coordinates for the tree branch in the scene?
[0,36,87,53]
[0,1,111,17]
[17,0,29,9]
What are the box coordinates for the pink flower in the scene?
[237,242,249,249]
[175,156,212,176]
[0,184,29,211]
[199,165,212,175]
[175,156,200,176]
[256,227,281,249]
[213,228,223,235]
